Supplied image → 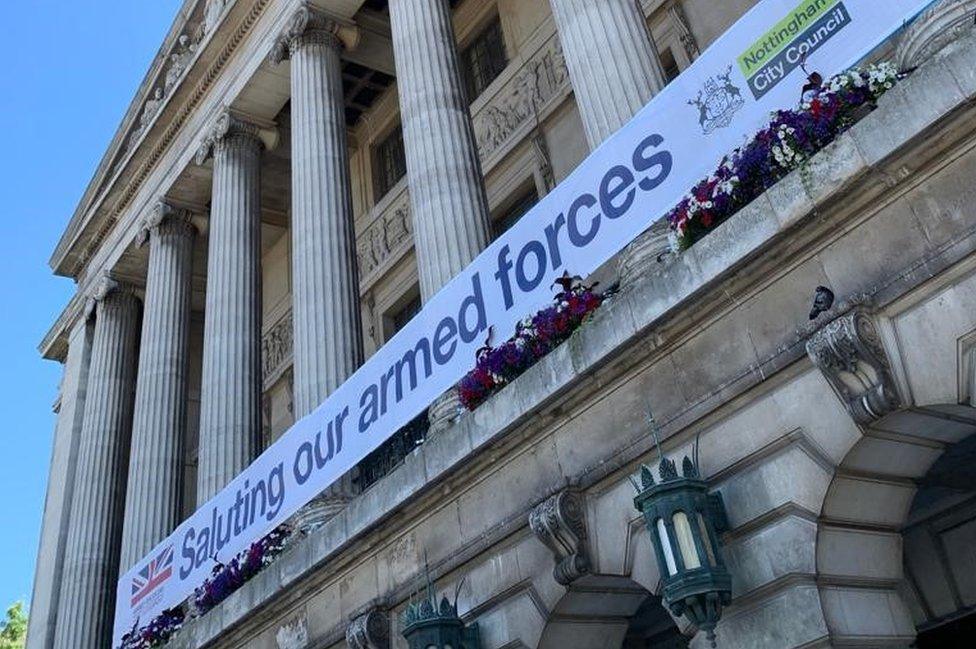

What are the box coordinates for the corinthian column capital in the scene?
[270,3,360,64]
[138,200,196,246]
[195,109,279,164]
[85,273,137,318]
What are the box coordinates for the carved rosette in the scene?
[806,310,902,425]
[346,608,391,649]
[529,489,591,585]
[896,0,976,70]
[137,200,196,246]
[195,109,278,164]
[270,3,360,64]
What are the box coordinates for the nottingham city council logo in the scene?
[688,65,746,135]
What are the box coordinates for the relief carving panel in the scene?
[472,35,570,161]
[356,189,413,285]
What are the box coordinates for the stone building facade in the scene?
[27,0,976,648]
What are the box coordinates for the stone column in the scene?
[195,111,277,504]
[119,202,195,572]
[389,0,493,430]
[27,318,93,649]
[53,277,140,649]
[547,0,669,290]
[272,4,362,529]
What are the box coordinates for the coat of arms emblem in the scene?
[688,65,746,135]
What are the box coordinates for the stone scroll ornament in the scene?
[806,310,902,424]
[529,489,591,585]
[346,608,391,649]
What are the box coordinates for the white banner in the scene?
[115,0,933,643]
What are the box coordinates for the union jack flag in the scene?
[130,545,174,607]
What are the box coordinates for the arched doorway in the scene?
[622,595,690,649]
[901,433,976,648]
[537,575,688,649]
[816,405,976,647]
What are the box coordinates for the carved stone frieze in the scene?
[72,0,273,279]
[472,35,570,161]
[204,0,231,35]
[165,34,199,93]
[806,310,902,425]
[669,2,700,61]
[529,488,591,586]
[346,608,390,649]
[263,310,293,386]
[356,190,413,283]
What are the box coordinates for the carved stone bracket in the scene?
[529,488,591,586]
[346,608,390,649]
[806,310,903,425]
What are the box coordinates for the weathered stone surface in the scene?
[120,202,195,572]
[196,112,271,503]
[54,282,140,649]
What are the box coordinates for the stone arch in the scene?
[815,405,976,646]
[528,488,691,649]
[808,311,976,645]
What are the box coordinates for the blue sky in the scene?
[0,0,182,612]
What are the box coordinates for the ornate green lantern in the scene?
[401,580,481,649]
[632,428,732,648]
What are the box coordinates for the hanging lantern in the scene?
[401,573,481,649]
[632,424,732,648]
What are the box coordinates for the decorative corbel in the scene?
[346,608,390,649]
[529,488,591,585]
[806,309,902,424]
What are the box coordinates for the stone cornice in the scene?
[50,0,273,280]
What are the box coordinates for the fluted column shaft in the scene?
[27,318,92,649]
[196,114,268,504]
[53,282,140,649]
[548,0,669,288]
[549,0,665,149]
[279,14,363,417]
[119,205,195,571]
[273,6,363,527]
[389,0,492,301]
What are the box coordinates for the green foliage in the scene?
[0,601,27,649]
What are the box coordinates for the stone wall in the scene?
[165,30,976,649]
